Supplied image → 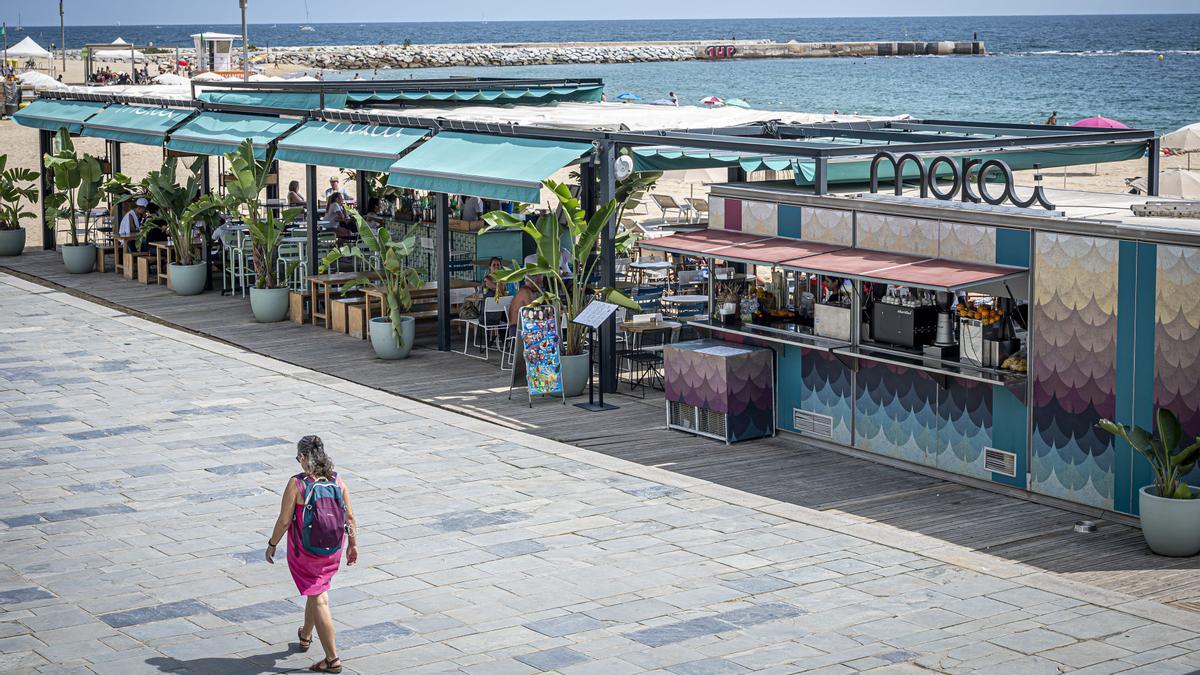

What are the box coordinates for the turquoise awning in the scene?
[197,91,348,111]
[12,99,107,134]
[387,132,593,203]
[166,111,300,159]
[348,85,603,105]
[276,121,427,172]
[632,147,795,174]
[80,104,195,146]
[792,142,1150,186]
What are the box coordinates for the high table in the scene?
[150,242,174,288]
[360,279,475,325]
[630,260,673,285]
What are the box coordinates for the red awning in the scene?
[639,228,1026,292]
[638,229,770,255]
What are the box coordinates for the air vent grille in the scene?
[669,401,698,430]
[793,409,834,439]
[698,408,727,437]
[984,447,1017,477]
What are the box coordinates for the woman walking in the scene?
[266,436,358,673]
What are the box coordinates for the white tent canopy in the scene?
[17,71,67,90]
[93,38,146,61]
[6,36,53,59]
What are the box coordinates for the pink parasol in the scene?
[699,96,723,106]
[1071,116,1130,129]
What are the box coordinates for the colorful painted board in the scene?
[520,305,564,397]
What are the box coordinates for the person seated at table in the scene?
[118,197,149,251]
[324,176,352,205]
[324,193,355,239]
[364,197,387,223]
[461,195,484,221]
[481,257,504,296]
[143,203,168,245]
[287,180,306,208]
[507,275,542,337]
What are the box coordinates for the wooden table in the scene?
[308,271,380,328]
[361,278,476,323]
[150,242,174,287]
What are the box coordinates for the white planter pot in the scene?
[61,244,96,274]
[249,287,290,323]
[168,262,207,296]
[1139,486,1200,557]
[368,316,414,360]
[560,351,591,398]
[0,228,26,257]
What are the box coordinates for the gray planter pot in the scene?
[0,228,26,257]
[249,287,290,323]
[369,316,414,360]
[169,262,208,296]
[560,351,591,398]
[1139,486,1200,557]
[61,244,96,274]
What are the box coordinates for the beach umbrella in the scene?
[725,98,751,109]
[177,58,189,67]
[1162,123,1200,169]
[615,92,641,102]
[152,73,190,86]
[1157,169,1200,199]
[1070,116,1130,129]
[648,98,675,106]
[699,96,723,107]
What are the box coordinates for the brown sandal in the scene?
[297,627,313,652]
[310,656,341,673]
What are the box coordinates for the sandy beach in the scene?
[0,111,1189,249]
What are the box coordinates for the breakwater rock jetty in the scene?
[263,39,985,70]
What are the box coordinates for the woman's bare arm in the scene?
[265,478,298,564]
[341,481,359,565]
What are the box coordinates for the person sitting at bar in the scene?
[507,275,542,338]
[118,197,150,251]
[324,176,352,205]
[325,192,355,239]
[287,180,306,207]
[461,195,484,221]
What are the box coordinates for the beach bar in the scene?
[13,78,1194,521]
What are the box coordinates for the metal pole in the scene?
[110,141,121,175]
[813,156,829,196]
[59,1,66,74]
[306,164,318,277]
[436,192,451,352]
[39,129,55,251]
[240,0,250,82]
[1147,138,1161,197]
[596,142,618,393]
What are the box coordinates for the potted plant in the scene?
[222,139,301,321]
[1098,409,1200,556]
[321,212,422,360]
[482,179,641,396]
[142,156,223,296]
[0,155,39,256]
[43,129,105,273]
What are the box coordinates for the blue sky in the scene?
[7,1,1198,26]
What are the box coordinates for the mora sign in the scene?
[868,152,1055,210]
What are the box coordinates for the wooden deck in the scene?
[5,250,1200,612]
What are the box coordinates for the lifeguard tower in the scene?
[191,32,245,77]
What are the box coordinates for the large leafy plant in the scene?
[0,155,39,232]
[320,211,422,348]
[142,156,223,266]
[222,139,300,289]
[482,179,640,356]
[43,128,105,246]
[1099,408,1200,500]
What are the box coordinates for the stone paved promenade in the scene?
[2,271,1200,675]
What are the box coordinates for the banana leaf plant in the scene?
[141,156,223,266]
[0,154,39,231]
[320,211,422,347]
[482,179,641,357]
[43,128,105,246]
[222,139,300,288]
[1098,408,1200,499]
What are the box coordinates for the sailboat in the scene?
[299,0,315,31]
[15,13,22,31]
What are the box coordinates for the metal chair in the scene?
[686,197,710,223]
[455,295,513,362]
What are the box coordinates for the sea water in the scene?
[17,14,1200,131]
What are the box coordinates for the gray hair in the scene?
[297,435,335,480]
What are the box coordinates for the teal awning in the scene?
[197,91,348,111]
[792,142,1150,186]
[387,132,593,203]
[632,147,795,174]
[276,121,427,172]
[12,99,107,134]
[166,111,300,159]
[348,85,603,105]
[80,104,195,146]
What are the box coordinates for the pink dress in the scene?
[287,474,343,596]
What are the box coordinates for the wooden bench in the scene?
[347,304,367,339]
[289,291,311,325]
[135,254,157,285]
[330,296,366,334]
[113,236,137,277]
